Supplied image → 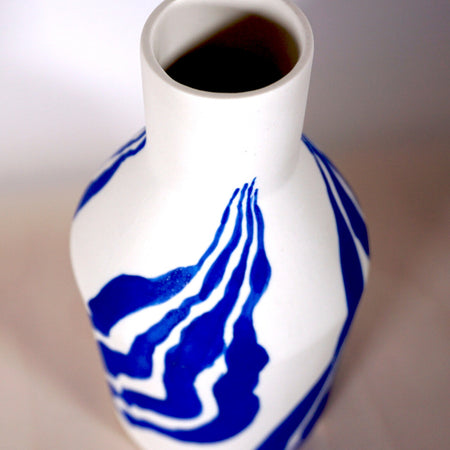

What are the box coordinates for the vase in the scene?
[70,0,370,448]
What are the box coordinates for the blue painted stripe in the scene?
[258,136,368,449]
[74,129,146,216]
[117,183,254,419]
[88,187,239,337]
[258,363,333,450]
[111,128,146,157]
[302,136,369,256]
[96,186,245,376]
[100,180,271,443]
[312,151,364,342]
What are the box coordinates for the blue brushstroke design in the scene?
[111,128,146,157]
[89,187,239,337]
[308,141,369,256]
[74,129,146,216]
[258,135,369,449]
[96,186,246,378]
[89,180,271,443]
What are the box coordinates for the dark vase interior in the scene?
[165,15,298,93]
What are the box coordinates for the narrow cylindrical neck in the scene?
[140,0,313,189]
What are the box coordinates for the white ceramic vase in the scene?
[70,0,370,448]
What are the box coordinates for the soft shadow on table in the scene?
[0,141,448,449]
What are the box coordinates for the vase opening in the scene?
[164,15,298,93]
[149,2,300,94]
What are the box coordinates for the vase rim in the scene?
[141,0,314,99]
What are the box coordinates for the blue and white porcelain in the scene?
[70,0,369,448]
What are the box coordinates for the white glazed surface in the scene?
[71,1,369,448]
[71,137,364,450]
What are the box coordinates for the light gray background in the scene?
[1,1,449,449]
[1,0,449,188]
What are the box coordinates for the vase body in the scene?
[70,0,369,449]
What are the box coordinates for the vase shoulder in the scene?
[71,133,351,303]
[70,129,370,449]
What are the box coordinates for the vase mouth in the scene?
[141,0,313,98]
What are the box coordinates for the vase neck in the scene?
[140,0,313,190]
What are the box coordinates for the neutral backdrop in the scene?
[1,1,449,449]
[1,0,449,188]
